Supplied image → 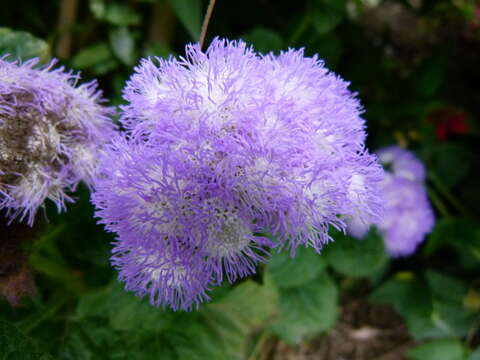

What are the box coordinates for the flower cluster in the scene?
[0,57,115,225]
[92,38,383,310]
[348,146,435,256]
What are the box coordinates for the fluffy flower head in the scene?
[92,38,383,309]
[0,57,115,224]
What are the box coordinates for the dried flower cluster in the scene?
[0,57,115,224]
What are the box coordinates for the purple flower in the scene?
[380,174,434,256]
[377,145,426,182]
[92,38,383,309]
[92,137,272,310]
[348,146,435,256]
[0,57,115,225]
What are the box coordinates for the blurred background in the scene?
[1,0,479,359]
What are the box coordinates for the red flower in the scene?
[427,108,469,141]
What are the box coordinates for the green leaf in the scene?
[408,301,475,340]
[71,42,113,69]
[73,276,278,360]
[268,246,326,289]
[371,275,476,340]
[104,4,140,26]
[167,0,202,41]
[468,347,480,360]
[0,28,50,61]
[427,143,471,189]
[371,275,432,316]
[425,218,480,259]
[309,0,345,35]
[270,273,338,344]
[170,275,279,360]
[425,271,469,304]
[416,56,448,98]
[144,43,175,59]
[109,27,135,65]
[306,34,343,67]
[75,282,176,333]
[323,229,388,277]
[407,339,466,360]
[89,0,105,19]
[242,28,284,53]
[61,320,176,360]
[0,319,54,360]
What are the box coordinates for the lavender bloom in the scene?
[0,57,115,225]
[348,146,435,256]
[92,137,271,310]
[92,38,383,309]
[380,174,434,256]
[377,145,426,182]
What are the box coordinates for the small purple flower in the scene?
[380,174,434,256]
[377,146,426,182]
[0,57,115,225]
[348,146,435,256]
[92,38,383,309]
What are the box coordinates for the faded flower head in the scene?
[92,38,383,310]
[348,146,435,256]
[0,57,115,225]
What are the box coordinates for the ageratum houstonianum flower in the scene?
[0,57,115,225]
[348,146,435,256]
[93,137,273,309]
[92,38,384,310]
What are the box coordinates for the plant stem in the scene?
[288,15,311,47]
[465,315,480,347]
[428,171,471,218]
[199,0,217,50]
[248,330,271,360]
[56,0,79,58]
[19,294,67,334]
[427,186,451,218]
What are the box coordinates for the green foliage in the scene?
[74,282,176,333]
[415,56,448,98]
[268,246,326,289]
[425,218,480,264]
[61,275,278,360]
[0,28,50,62]
[0,320,54,360]
[323,229,388,277]
[109,27,135,65]
[425,143,471,189]
[90,0,141,26]
[270,272,338,344]
[243,28,283,53]
[407,339,466,360]
[72,43,116,75]
[167,0,202,41]
[371,272,477,341]
[469,348,480,360]
[309,0,345,35]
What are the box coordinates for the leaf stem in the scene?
[199,0,217,50]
